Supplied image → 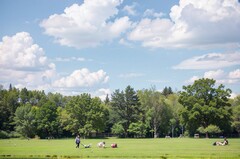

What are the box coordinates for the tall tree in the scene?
[111,86,140,137]
[47,92,65,107]
[104,94,110,105]
[20,87,29,104]
[63,94,108,137]
[2,87,20,131]
[162,86,173,96]
[35,101,61,138]
[0,89,9,130]
[232,95,240,136]
[138,88,172,138]
[166,94,183,137]
[90,97,109,134]
[13,104,37,138]
[179,78,232,137]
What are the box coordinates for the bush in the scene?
[0,131,10,139]
[9,131,21,138]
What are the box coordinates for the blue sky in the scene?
[1,0,240,99]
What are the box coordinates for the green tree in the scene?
[197,125,222,137]
[104,94,110,105]
[58,107,72,136]
[166,94,183,137]
[170,118,176,138]
[232,95,240,136]
[179,78,232,137]
[19,87,29,104]
[138,88,172,138]
[0,87,20,131]
[64,94,108,137]
[232,105,240,136]
[13,104,37,138]
[90,97,109,134]
[111,86,140,137]
[27,90,46,106]
[0,89,9,130]
[162,86,173,96]
[47,92,65,107]
[35,101,61,138]
[31,90,48,107]
[128,121,147,138]
[111,122,125,137]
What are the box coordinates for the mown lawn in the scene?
[0,138,240,158]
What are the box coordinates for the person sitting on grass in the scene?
[111,143,117,148]
[213,137,228,146]
[97,141,105,148]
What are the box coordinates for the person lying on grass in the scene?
[81,143,91,148]
[213,137,229,146]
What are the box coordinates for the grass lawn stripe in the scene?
[0,138,239,158]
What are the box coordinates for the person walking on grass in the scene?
[75,135,80,148]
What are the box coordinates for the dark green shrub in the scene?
[0,131,10,139]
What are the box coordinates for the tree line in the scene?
[0,78,239,139]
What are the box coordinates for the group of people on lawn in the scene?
[75,134,228,148]
[75,135,117,148]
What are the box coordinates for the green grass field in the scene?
[0,138,240,159]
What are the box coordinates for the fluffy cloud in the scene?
[53,68,109,88]
[143,9,165,18]
[185,76,200,84]
[173,52,240,70]
[176,51,240,93]
[0,32,56,89]
[40,0,240,49]
[0,32,48,70]
[129,0,240,49]
[94,88,111,100]
[41,0,132,49]
[128,18,174,47]
[123,3,137,16]
[204,69,225,79]
[186,69,240,85]
[229,69,240,79]
[0,32,110,99]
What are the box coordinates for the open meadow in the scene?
[0,138,240,159]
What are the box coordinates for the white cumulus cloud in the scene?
[143,9,165,18]
[94,88,111,101]
[173,52,240,70]
[204,69,225,79]
[0,32,49,70]
[0,32,111,99]
[185,76,200,84]
[53,68,109,88]
[128,0,240,49]
[186,69,240,86]
[123,3,137,16]
[229,69,240,79]
[0,32,56,90]
[40,0,132,49]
